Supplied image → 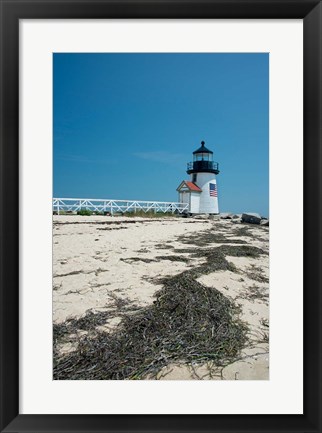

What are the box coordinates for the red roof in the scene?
[184,181,202,192]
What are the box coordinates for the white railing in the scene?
[53,198,189,215]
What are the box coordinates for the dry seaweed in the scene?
[245,265,269,283]
[155,242,175,250]
[237,284,269,305]
[156,255,189,263]
[233,226,256,238]
[120,257,156,264]
[53,274,248,380]
[53,295,140,346]
[165,245,267,282]
[96,227,128,231]
[177,229,247,247]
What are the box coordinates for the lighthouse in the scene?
[177,141,220,214]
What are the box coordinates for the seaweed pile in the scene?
[53,272,248,380]
[169,244,267,281]
[176,228,248,246]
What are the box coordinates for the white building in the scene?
[177,141,220,214]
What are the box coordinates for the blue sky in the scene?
[54,53,269,216]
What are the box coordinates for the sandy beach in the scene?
[53,215,269,380]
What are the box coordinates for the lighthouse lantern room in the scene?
[177,141,220,214]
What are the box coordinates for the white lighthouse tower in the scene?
[177,141,220,214]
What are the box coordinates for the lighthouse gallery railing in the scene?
[187,161,219,172]
[53,198,189,214]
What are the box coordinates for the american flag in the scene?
[209,183,218,197]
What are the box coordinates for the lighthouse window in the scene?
[196,153,210,161]
[192,174,197,182]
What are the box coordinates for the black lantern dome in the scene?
[187,141,219,175]
[193,141,213,155]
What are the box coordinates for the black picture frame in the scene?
[0,1,321,432]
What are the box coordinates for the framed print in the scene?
[0,1,321,432]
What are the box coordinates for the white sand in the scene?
[53,215,269,380]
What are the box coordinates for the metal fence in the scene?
[53,198,189,214]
